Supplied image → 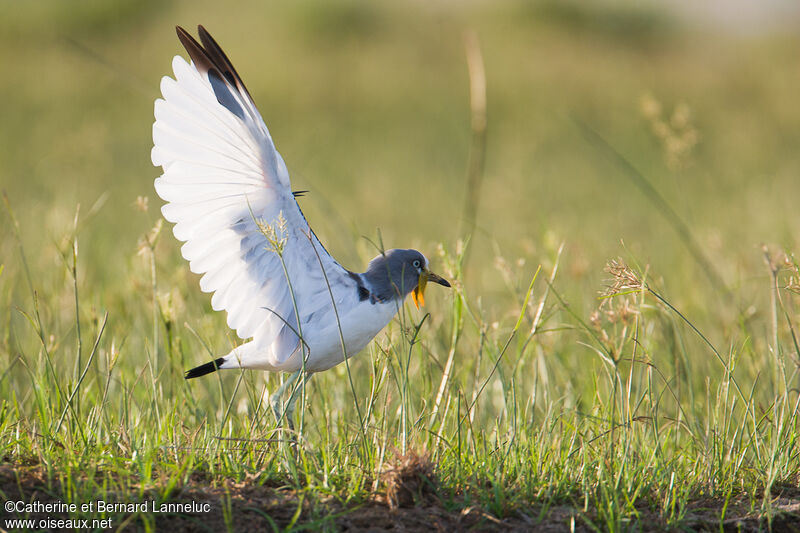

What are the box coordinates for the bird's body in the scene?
[214,290,398,374]
[151,25,449,405]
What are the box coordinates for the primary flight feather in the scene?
[151,26,450,398]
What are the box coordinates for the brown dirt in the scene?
[1,464,799,532]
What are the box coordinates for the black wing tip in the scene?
[185,357,226,379]
[175,25,196,49]
[175,26,207,65]
[197,24,213,44]
[175,25,205,37]
[174,24,253,103]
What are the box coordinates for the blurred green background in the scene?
[2,0,800,350]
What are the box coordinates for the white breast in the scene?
[230,298,400,373]
[301,298,400,372]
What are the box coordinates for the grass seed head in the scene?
[257,211,288,256]
[136,219,163,258]
[639,93,699,170]
[603,258,645,297]
[134,195,149,212]
[157,289,183,327]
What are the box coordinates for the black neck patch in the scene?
[358,286,370,301]
[348,271,371,302]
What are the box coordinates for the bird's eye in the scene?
[412,259,421,269]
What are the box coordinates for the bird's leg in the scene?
[271,370,302,429]
[284,372,313,429]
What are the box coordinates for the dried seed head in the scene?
[157,289,183,326]
[435,242,459,282]
[639,93,662,121]
[617,297,639,325]
[494,255,514,286]
[783,253,800,294]
[590,310,602,331]
[640,93,699,171]
[603,259,645,297]
[134,195,149,212]
[786,278,800,294]
[136,219,163,258]
[671,102,691,129]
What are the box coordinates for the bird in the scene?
[151,26,451,428]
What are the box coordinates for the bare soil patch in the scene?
[1,464,798,531]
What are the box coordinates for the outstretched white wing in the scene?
[152,26,357,367]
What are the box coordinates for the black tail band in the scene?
[185,357,226,379]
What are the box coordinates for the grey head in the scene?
[362,248,450,307]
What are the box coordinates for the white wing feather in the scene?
[152,41,356,368]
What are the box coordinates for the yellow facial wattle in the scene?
[412,273,428,308]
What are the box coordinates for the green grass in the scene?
[2,0,800,530]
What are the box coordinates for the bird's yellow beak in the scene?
[412,269,451,309]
